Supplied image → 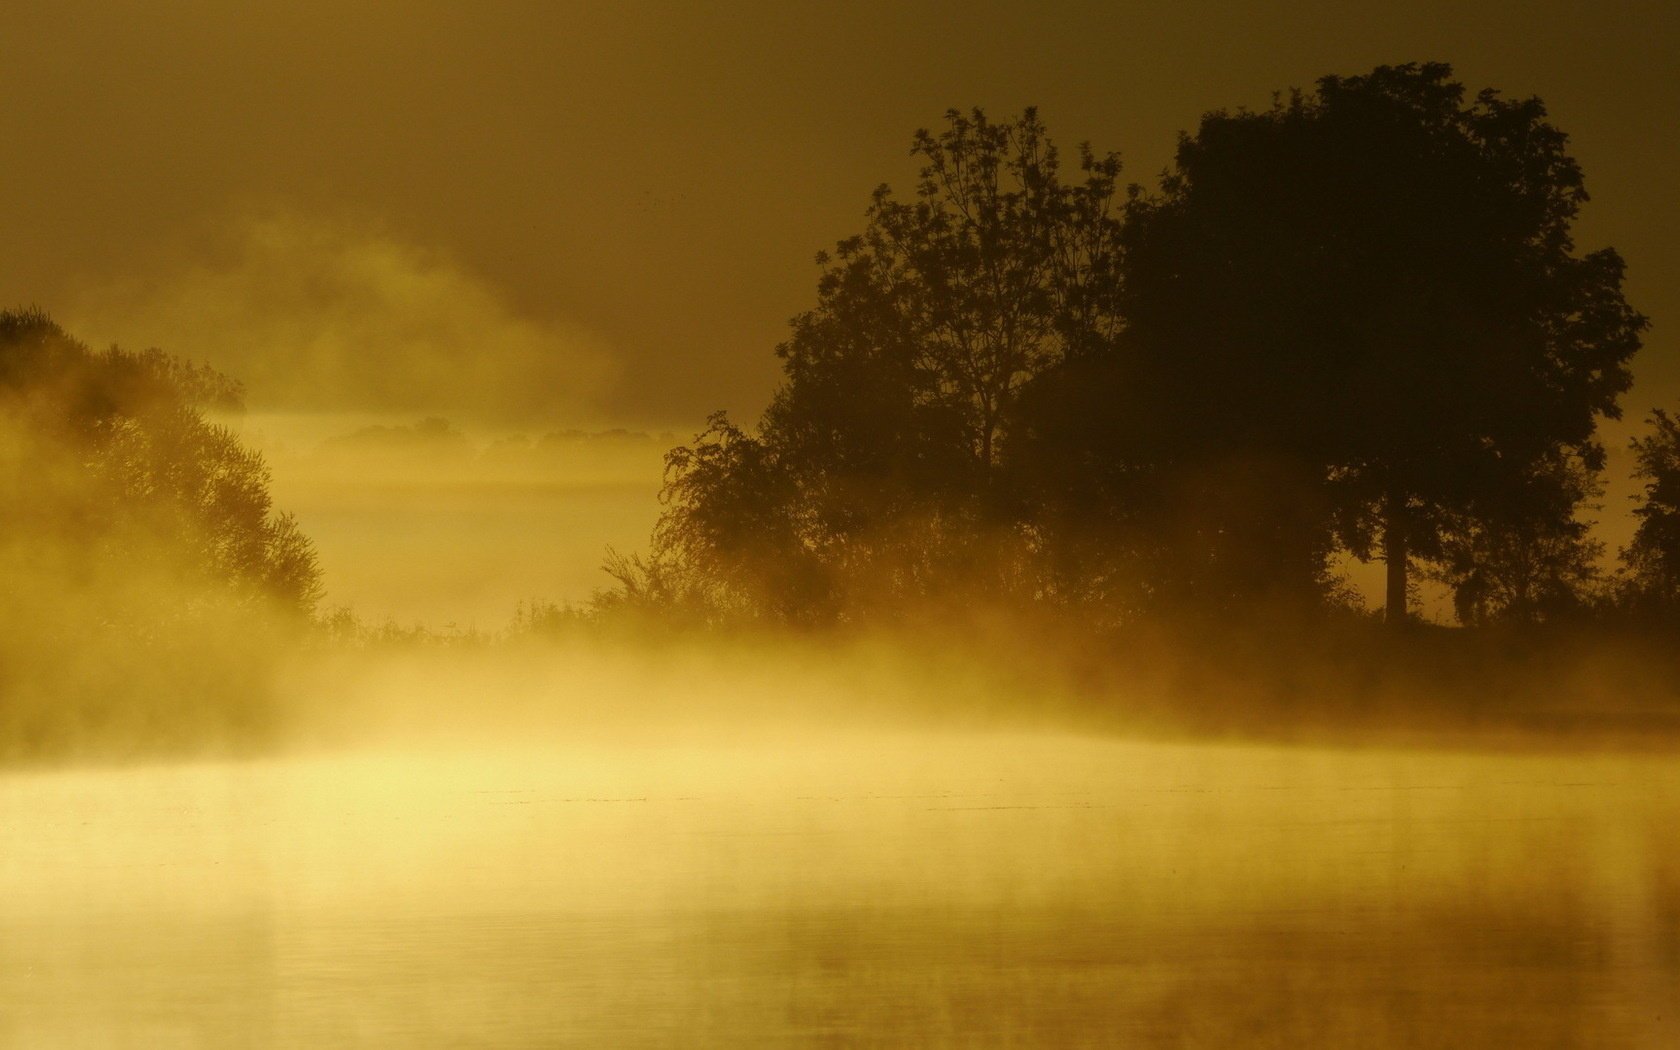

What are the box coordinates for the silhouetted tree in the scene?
[1428,450,1604,625]
[1620,410,1680,620]
[1010,374,1343,614]
[624,72,1645,631]
[1038,63,1643,623]
[646,412,823,623]
[651,109,1125,621]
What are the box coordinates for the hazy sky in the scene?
[4,0,1676,430]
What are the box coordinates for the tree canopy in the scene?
[1023,62,1645,622]
[0,308,322,617]
[646,109,1125,622]
[632,65,1646,629]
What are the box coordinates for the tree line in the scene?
[3,62,1675,648]
[613,63,1671,630]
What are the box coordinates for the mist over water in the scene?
[6,390,1679,1044]
[4,20,1678,1044]
[4,248,1676,1047]
[5,715,1678,1047]
[2,627,1678,1047]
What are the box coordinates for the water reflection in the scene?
[3,735,1676,1047]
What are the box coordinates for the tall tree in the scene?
[1094,63,1644,622]
[650,109,1125,621]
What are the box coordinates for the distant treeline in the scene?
[314,417,676,455]
[606,63,1675,632]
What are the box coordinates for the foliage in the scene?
[651,110,1125,623]
[1427,451,1605,625]
[0,308,326,757]
[1619,410,1680,618]
[620,68,1645,630]
[1040,62,1643,619]
[0,307,323,616]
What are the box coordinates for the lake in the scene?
[3,732,1676,1046]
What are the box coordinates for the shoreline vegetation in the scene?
[5,62,1680,766]
[9,602,1680,769]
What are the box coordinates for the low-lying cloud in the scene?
[65,213,617,421]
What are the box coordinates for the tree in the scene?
[1427,450,1604,625]
[1074,63,1644,623]
[1620,409,1680,619]
[645,411,823,623]
[0,308,325,755]
[777,106,1123,475]
[1010,365,1344,616]
[0,308,323,616]
[651,109,1126,621]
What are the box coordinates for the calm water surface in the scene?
[2,732,1676,1047]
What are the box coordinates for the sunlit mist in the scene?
[4,7,1679,1048]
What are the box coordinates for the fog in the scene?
[66,216,618,422]
[8,445,1680,1048]
[6,637,1680,1045]
[6,6,1679,1041]
[7,379,1680,1043]
[239,414,668,624]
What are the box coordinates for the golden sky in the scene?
[3,0,1675,430]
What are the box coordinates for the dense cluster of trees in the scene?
[0,308,323,755]
[623,64,1661,629]
[0,308,322,617]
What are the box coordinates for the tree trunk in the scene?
[1384,492,1409,627]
